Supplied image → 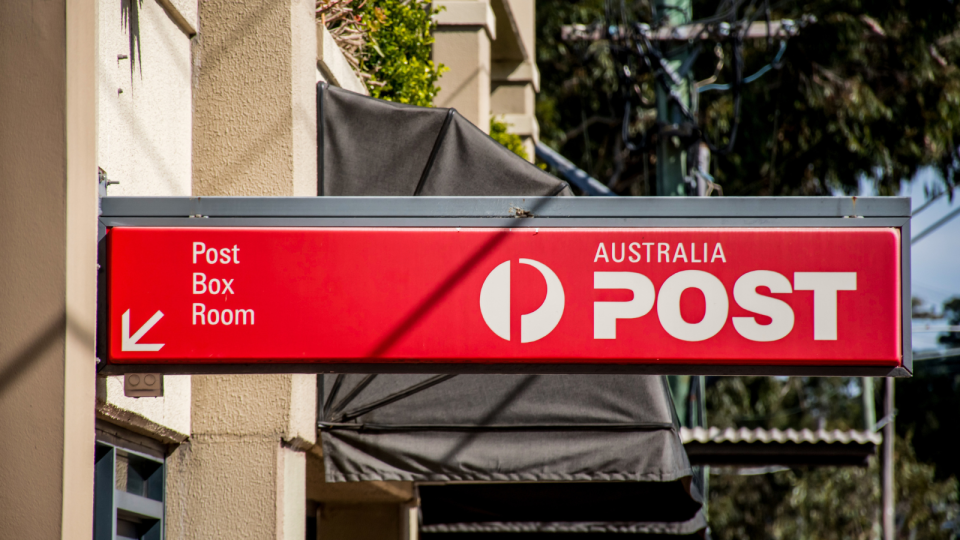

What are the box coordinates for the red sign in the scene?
[106,227,901,369]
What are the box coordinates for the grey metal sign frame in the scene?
[98,196,912,377]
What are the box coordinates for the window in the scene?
[94,442,165,540]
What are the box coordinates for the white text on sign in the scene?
[191,241,255,326]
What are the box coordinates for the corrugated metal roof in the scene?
[681,426,882,446]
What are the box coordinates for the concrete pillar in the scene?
[165,0,318,537]
[166,375,316,538]
[490,74,539,161]
[306,447,416,539]
[193,0,318,196]
[490,0,539,161]
[0,0,98,538]
[434,0,496,133]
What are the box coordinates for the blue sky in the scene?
[904,170,960,311]
[860,170,960,351]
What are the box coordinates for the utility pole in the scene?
[656,0,695,433]
[882,377,895,540]
[862,376,876,430]
[562,5,820,533]
[654,0,694,197]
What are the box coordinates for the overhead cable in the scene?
[535,142,616,196]
[911,204,960,244]
[698,40,787,92]
[912,185,957,216]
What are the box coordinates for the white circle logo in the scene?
[479,259,565,343]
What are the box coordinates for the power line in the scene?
[698,40,786,92]
[911,185,957,217]
[912,204,960,244]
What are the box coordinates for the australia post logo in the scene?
[480,259,565,343]
[478,248,861,345]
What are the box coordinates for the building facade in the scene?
[0,0,540,538]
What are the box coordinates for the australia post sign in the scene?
[104,217,905,374]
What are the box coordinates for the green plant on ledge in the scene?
[317,0,446,106]
[358,0,446,107]
[490,117,529,161]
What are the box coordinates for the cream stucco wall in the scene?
[434,0,495,133]
[0,0,98,537]
[434,27,492,132]
[165,1,319,537]
[98,0,193,196]
[97,0,195,437]
[505,0,535,62]
[317,23,369,95]
[489,0,539,161]
[491,82,534,115]
[192,0,317,196]
[101,375,192,435]
[165,374,316,538]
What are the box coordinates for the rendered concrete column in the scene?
[490,0,539,160]
[193,0,318,196]
[0,0,98,538]
[306,448,416,539]
[434,1,495,133]
[506,0,536,61]
[169,0,318,537]
[166,375,316,539]
[490,80,538,161]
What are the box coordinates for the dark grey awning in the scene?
[321,374,694,484]
[319,374,705,532]
[316,83,704,535]
[318,84,572,197]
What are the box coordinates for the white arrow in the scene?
[122,309,165,352]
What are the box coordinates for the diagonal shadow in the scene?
[438,375,539,463]
[0,315,67,397]
[366,197,555,359]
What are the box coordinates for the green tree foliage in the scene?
[708,376,864,432]
[704,0,960,196]
[896,295,960,500]
[356,0,446,106]
[536,0,628,188]
[940,297,960,349]
[490,117,530,160]
[711,437,959,540]
[536,0,960,195]
[898,371,960,501]
[535,2,960,535]
[707,377,960,539]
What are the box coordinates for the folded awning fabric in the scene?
[319,374,705,533]
[318,83,572,197]
[321,374,695,484]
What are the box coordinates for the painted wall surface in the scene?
[0,0,98,537]
[506,0,536,62]
[97,0,194,436]
[165,2,319,535]
[97,0,193,196]
[317,23,369,95]
[434,27,492,133]
[102,375,192,435]
[490,0,538,161]
[319,504,403,540]
[165,374,316,538]
[491,83,534,115]
[192,0,317,196]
